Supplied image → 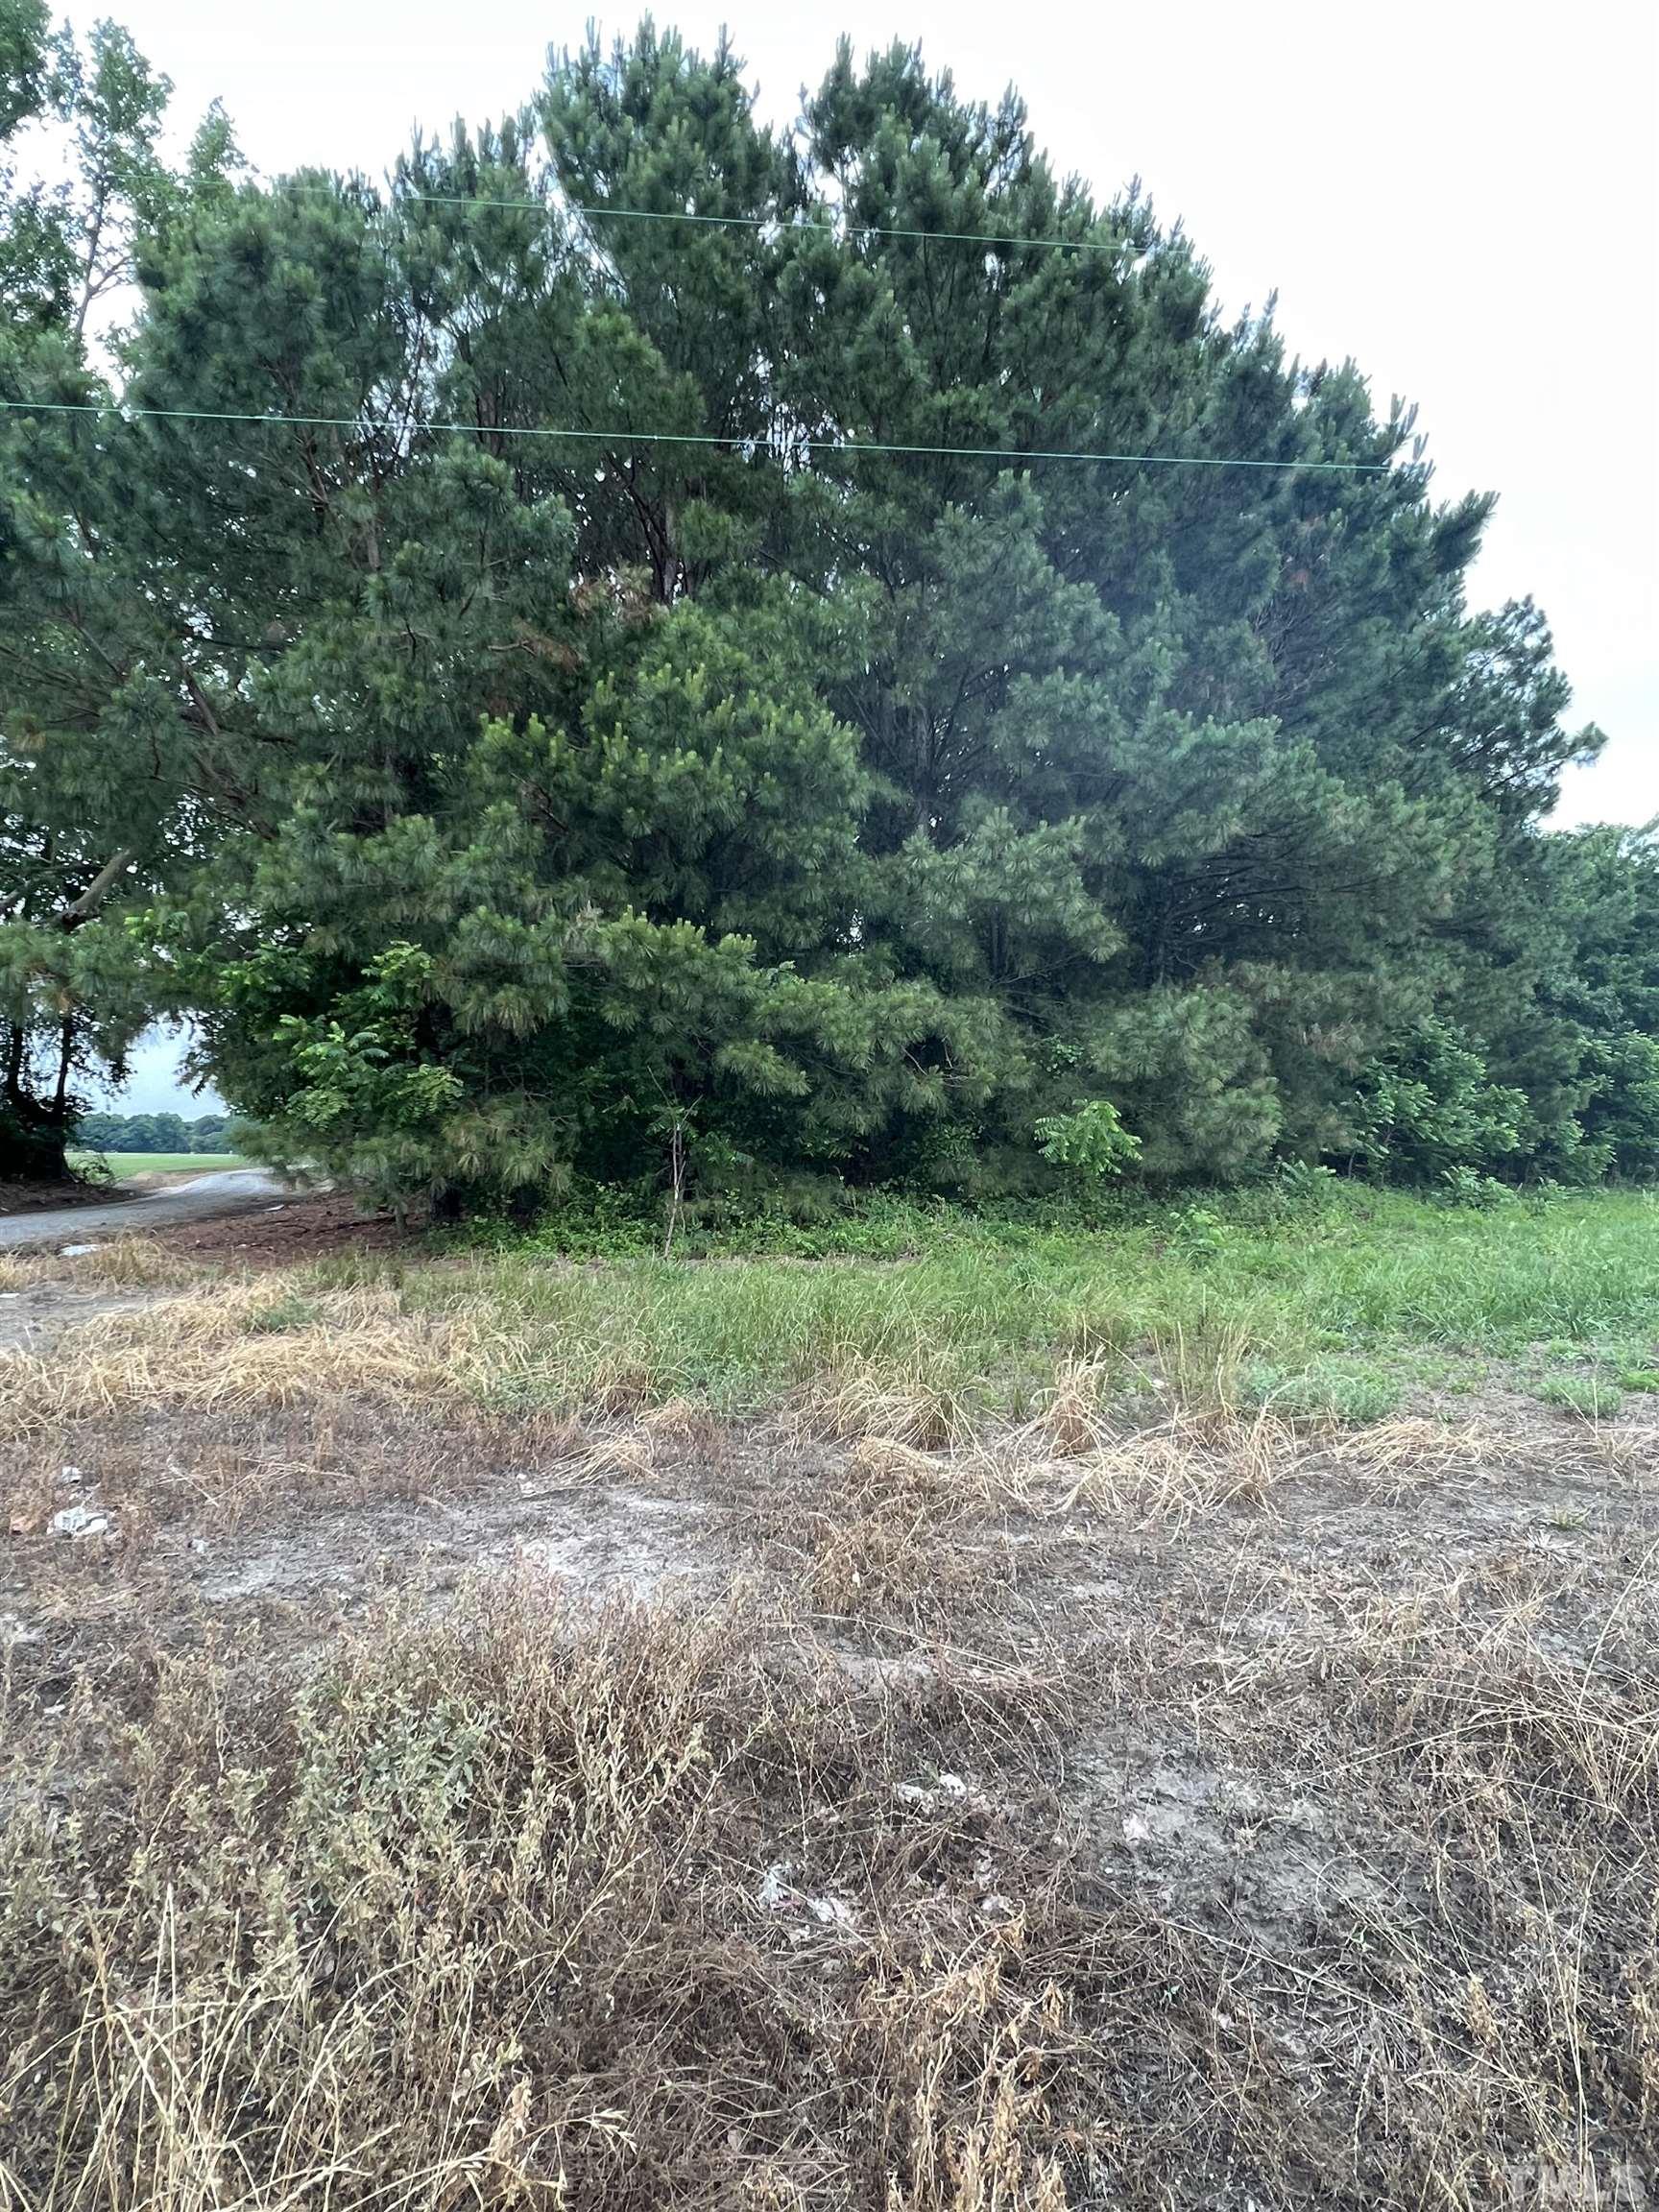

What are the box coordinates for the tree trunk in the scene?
[0,1088,74,1184]
[51,1015,75,1119]
[72,188,108,346]
[4,1022,24,1106]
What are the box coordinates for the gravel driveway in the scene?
[0,1168,291,1250]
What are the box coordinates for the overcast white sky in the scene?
[80,0,1657,1112]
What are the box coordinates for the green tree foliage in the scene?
[1,16,1651,1204]
[1352,1019,1527,1181]
[77,1107,237,1152]
[0,0,239,1175]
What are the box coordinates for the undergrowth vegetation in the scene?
[371,1180,1659,1427]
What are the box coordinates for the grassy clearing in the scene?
[422,1184,1659,1420]
[66,1149,247,1178]
[3,1189,1654,1435]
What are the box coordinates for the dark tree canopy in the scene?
[1,13,1651,1204]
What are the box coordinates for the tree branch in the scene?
[57,848,135,928]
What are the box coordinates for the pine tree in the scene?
[3,15,1647,1203]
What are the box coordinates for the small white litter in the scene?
[895,1770,975,1810]
[757,1861,796,1911]
[805,1895,856,1932]
[757,1861,856,1936]
[50,1503,110,1539]
[57,1465,85,1486]
[59,1242,100,1258]
[1122,1813,1154,1845]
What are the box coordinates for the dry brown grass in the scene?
[0,1236,212,1294]
[2,1394,1656,2210]
[0,1396,583,1556]
[1323,1411,1655,1493]
[573,1399,726,1481]
[1087,1510,1659,2207]
[8,1530,1651,2212]
[1318,1562,1659,2196]
[794,1363,980,1453]
[787,1423,1069,1619]
[859,1928,1072,2211]
[3,1214,1657,2208]
[0,1581,1102,2212]
[1321,1410,1493,1489]
[801,1440,988,1616]
[1022,1404,1651,1527]
[1051,1407,1293,1525]
[0,1282,481,1433]
[1037,1354,1115,1457]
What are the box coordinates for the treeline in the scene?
[1,7,1655,1207]
[77,1111,245,1154]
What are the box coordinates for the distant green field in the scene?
[69,1151,248,1179]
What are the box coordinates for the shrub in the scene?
[1437,1165,1513,1210]
[1034,1098,1142,1188]
[1354,1020,1527,1181]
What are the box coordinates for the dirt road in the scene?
[0,1167,290,1249]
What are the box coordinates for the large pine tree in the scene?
[2,15,1647,1204]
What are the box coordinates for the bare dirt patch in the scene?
[0,1175,137,1218]
[156,1186,408,1265]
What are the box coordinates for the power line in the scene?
[232,173,1150,257]
[376,185,1142,260]
[0,397,1393,474]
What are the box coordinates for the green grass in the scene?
[395,1186,1659,1422]
[1529,1374,1626,1420]
[68,1149,247,1178]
